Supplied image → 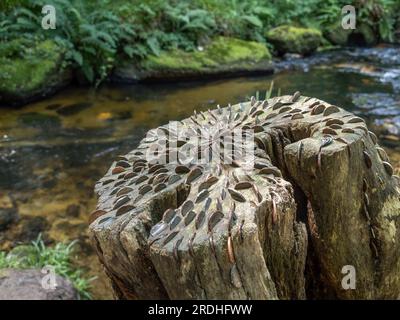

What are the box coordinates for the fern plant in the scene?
[1,0,137,85]
[1,0,399,86]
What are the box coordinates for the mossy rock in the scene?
[325,22,377,47]
[348,23,377,46]
[113,37,272,82]
[266,25,322,56]
[0,39,72,107]
[324,23,353,46]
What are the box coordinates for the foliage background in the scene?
[0,0,399,83]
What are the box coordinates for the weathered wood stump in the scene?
[89,94,400,299]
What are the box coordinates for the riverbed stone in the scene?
[18,216,49,242]
[266,25,322,55]
[112,37,272,83]
[0,269,78,300]
[56,102,93,117]
[0,207,18,231]
[18,112,62,130]
[0,39,72,107]
[66,204,81,218]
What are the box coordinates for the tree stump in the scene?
[89,94,400,299]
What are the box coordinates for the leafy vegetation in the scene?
[1,0,136,85]
[0,0,399,85]
[0,235,94,300]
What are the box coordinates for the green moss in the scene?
[266,25,322,55]
[0,40,65,98]
[324,22,352,46]
[352,24,377,46]
[324,22,377,47]
[143,37,271,72]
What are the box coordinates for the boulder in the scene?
[325,22,377,47]
[89,94,400,299]
[0,39,72,107]
[324,23,352,46]
[348,24,377,46]
[112,37,273,83]
[0,269,78,300]
[266,25,322,56]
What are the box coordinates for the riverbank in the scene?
[1,0,399,107]
[0,30,308,106]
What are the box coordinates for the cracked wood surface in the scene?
[89,94,400,299]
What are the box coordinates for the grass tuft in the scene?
[0,235,94,300]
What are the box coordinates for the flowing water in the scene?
[0,45,399,299]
